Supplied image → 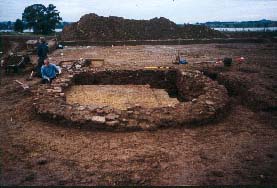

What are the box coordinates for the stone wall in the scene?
[33,59,229,131]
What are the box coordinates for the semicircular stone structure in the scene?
[33,60,229,131]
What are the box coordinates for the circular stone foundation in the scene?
[33,59,229,131]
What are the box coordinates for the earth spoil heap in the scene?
[61,13,224,41]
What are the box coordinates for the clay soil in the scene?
[0,43,276,186]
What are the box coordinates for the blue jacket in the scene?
[41,63,60,80]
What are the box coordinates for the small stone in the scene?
[205,100,215,105]
[87,105,98,111]
[192,98,197,103]
[245,155,254,161]
[134,111,140,115]
[77,106,86,111]
[53,88,62,93]
[139,122,157,131]
[96,109,104,114]
[63,83,69,87]
[106,113,119,120]
[127,111,133,114]
[75,64,82,69]
[146,112,151,115]
[195,70,201,74]
[54,86,61,90]
[61,78,70,82]
[91,116,106,124]
[106,120,119,126]
[208,106,216,112]
[181,72,187,76]
[122,118,128,122]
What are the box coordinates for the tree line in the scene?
[1,4,64,34]
[200,19,277,28]
[0,21,71,31]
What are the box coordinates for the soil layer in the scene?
[0,43,276,186]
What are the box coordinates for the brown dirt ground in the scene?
[0,43,276,186]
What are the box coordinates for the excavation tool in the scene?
[26,71,34,81]
[144,66,171,69]
[14,80,30,90]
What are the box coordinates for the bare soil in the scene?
[66,85,179,110]
[0,43,276,186]
[60,13,223,41]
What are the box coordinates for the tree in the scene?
[14,19,24,32]
[44,4,62,34]
[22,4,62,34]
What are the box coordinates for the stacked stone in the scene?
[33,60,229,131]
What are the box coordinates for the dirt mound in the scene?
[60,13,224,41]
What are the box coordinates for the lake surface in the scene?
[0,28,63,32]
[213,27,277,32]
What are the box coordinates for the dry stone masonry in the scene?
[33,59,229,131]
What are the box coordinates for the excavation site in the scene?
[0,12,276,186]
[34,61,228,131]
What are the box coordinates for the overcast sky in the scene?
[0,0,277,23]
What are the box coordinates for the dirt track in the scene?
[0,43,276,185]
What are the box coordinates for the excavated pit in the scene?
[65,69,185,111]
[33,60,229,131]
[66,85,180,110]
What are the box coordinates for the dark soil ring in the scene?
[33,60,229,131]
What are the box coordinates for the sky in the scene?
[0,0,277,23]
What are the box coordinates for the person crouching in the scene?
[41,58,61,84]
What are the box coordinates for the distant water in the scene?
[1,27,277,33]
[0,28,63,32]
[213,27,277,32]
